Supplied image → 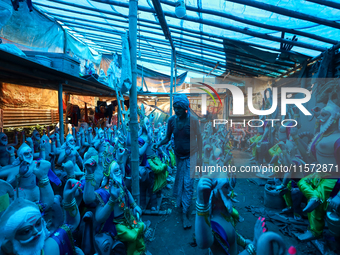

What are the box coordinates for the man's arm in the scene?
[156,117,173,148]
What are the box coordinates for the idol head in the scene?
[98,128,105,139]
[95,233,114,255]
[31,130,40,142]
[80,122,88,130]
[211,178,235,215]
[209,147,223,166]
[141,116,151,134]
[109,162,122,185]
[278,126,290,142]
[0,198,49,255]
[317,100,340,134]
[0,132,8,146]
[83,148,98,172]
[66,134,76,148]
[18,143,33,165]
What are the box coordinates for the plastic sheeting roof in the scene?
[33,0,340,78]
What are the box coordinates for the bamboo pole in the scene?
[175,64,177,93]
[170,49,174,116]
[58,83,64,144]
[129,0,140,204]
[225,0,340,30]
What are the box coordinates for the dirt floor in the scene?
[142,150,339,255]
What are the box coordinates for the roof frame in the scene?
[305,0,340,10]
[37,1,308,62]
[160,0,338,45]
[225,0,340,30]
[91,0,326,52]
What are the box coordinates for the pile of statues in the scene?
[1,78,340,255]
[193,81,340,255]
[0,104,173,255]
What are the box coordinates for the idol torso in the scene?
[316,132,340,168]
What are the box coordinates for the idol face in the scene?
[110,162,122,184]
[95,233,113,255]
[318,108,331,125]
[33,132,40,141]
[12,214,47,255]
[278,126,288,142]
[68,136,76,148]
[98,130,104,139]
[20,147,33,165]
[0,133,8,146]
[317,108,333,134]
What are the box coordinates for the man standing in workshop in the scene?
[156,94,202,229]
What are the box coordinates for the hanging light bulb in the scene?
[175,0,186,18]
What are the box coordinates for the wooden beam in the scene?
[151,0,175,51]
[305,0,340,10]
[160,0,338,45]
[225,0,340,30]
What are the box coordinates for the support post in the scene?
[129,0,140,204]
[170,49,174,116]
[174,63,177,93]
[58,83,64,144]
[224,94,229,120]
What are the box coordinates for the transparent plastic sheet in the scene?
[30,0,340,57]
[2,0,340,76]
[0,1,102,66]
[0,0,12,31]
[0,2,64,53]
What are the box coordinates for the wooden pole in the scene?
[225,0,340,30]
[129,0,140,204]
[170,49,174,116]
[58,83,64,144]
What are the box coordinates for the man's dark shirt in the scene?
[166,113,200,158]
